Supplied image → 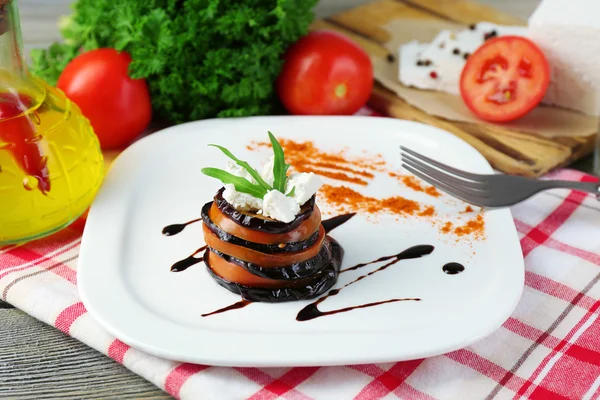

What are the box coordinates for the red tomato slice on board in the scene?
[459,36,550,122]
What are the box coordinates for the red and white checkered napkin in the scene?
[2,146,600,398]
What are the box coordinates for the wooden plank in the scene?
[369,84,532,173]
[404,0,525,25]
[0,309,170,399]
[328,0,429,43]
[319,0,596,176]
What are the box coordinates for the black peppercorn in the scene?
[484,30,498,41]
[387,53,395,63]
[416,60,424,66]
[452,48,461,55]
[469,23,476,30]
[423,59,432,66]
[463,52,470,60]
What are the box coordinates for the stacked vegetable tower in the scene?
[199,133,344,302]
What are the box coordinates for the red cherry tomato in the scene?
[459,36,550,122]
[57,48,152,150]
[277,30,373,115]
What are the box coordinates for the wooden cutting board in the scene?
[310,0,597,177]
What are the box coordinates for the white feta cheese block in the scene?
[527,0,600,116]
[399,22,527,95]
[222,184,263,212]
[262,190,300,223]
[286,172,323,206]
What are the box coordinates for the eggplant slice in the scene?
[201,201,320,254]
[210,237,338,280]
[214,188,316,234]
[204,237,344,302]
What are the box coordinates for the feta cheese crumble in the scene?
[262,190,300,223]
[286,172,323,206]
[221,157,323,223]
[222,183,263,212]
[399,22,526,95]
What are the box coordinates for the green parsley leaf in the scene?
[268,131,290,193]
[201,168,267,198]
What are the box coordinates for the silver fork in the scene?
[400,146,600,208]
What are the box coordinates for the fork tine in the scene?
[402,156,490,198]
[401,164,492,207]
[400,146,485,182]
[402,153,489,191]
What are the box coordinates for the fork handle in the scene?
[541,180,600,198]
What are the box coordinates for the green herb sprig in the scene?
[202,132,294,199]
[201,168,268,198]
[268,131,291,193]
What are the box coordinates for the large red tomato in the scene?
[277,30,373,115]
[460,36,550,122]
[57,48,152,149]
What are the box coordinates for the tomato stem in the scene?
[334,83,347,99]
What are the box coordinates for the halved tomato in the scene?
[459,36,550,122]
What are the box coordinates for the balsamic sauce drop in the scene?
[162,218,202,236]
[170,246,207,272]
[443,262,465,275]
[201,299,251,317]
[297,245,434,321]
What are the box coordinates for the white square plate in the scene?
[78,116,524,367]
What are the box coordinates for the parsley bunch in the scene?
[30,0,317,124]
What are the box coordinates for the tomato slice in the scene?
[203,223,325,267]
[208,203,322,245]
[459,36,550,122]
[206,250,296,288]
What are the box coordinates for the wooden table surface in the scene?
[3,0,587,399]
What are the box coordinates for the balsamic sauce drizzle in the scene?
[296,245,434,321]
[162,218,202,236]
[443,262,465,275]
[171,246,207,272]
[197,213,355,317]
[322,213,356,233]
[297,297,421,322]
[201,299,251,317]
[164,213,459,320]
